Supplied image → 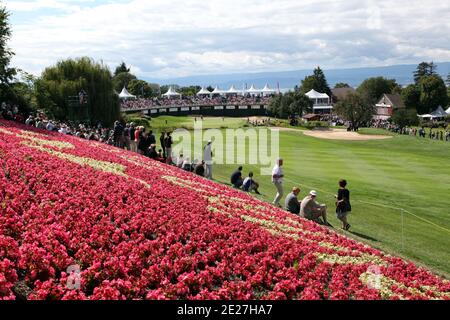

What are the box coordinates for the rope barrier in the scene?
[283,177,450,234]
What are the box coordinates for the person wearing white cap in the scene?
[203,140,213,179]
[300,190,331,226]
[271,158,284,207]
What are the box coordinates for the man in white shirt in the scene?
[46,121,54,131]
[203,140,213,179]
[272,158,284,207]
[176,153,184,168]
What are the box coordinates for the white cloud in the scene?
[6,0,450,79]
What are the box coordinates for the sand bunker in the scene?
[269,127,392,141]
[302,129,392,141]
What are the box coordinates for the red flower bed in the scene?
[0,120,449,300]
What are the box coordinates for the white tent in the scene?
[305,89,329,99]
[162,86,181,98]
[119,87,136,99]
[446,107,450,115]
[227,85,240,95]
[197,87,211,96]
[431,106,448,118]
[261,84,276,96]
[212,86,225,95]
[420,106,448,119]
[246,84,261,95]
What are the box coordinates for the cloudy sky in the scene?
[5,0,450,79]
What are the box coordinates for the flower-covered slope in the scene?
[0,120,449,300]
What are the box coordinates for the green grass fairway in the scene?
[127,115,450,277]
[123,114,249,131]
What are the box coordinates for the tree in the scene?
[334,93,374,128]
[112,72,137,93]
[401,84,421,110]
[414,62,437,83]
[114,62,131,76]
[357,77,399,105]
[334,83,350,88]
[418,75,448,113]
[7,72,38,114]
[391,108,419,129]
[179,86,201,97]
[35,57,119,125]
[268,90,313,118]
[268,94,282,118]
[446,73,450,99]
[268,94,292,119]
[287,90,313,117]
[128,79,159,98]
[0,6,17,99]
[299,66,331,97]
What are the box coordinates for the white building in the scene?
[305,89,333,114]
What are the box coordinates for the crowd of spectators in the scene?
[121,95,272,111]
[371,119,449,141]
[1,102,23,122]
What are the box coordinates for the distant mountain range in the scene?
[144,62,450,90]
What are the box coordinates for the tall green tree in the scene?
[391,108,419,129]
[7,72,38,114]
[35,57,119,125]
[179,86,201,97]
[414,62,437,84]
[0,6,17,99]
[268,93,292,118]
[114,62,131,76]
[268,90,313,118]
[401,84,421,110]
[418,74,448,113]
[299,66,331,96]
[112,72,137,93]
[334,93,374,128]
[287,90,313,117]
[357,77,399,105]
[334,83,350,88]
[128,79,159,98]
[447,73,450,99]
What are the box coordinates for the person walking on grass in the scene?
[204,140,213,179]
[335,179,352,231]
[165,132,173,164]
[272,158,284,207]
